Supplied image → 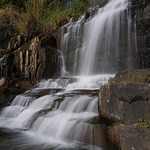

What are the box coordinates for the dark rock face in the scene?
[99,82,150,124]
[1,35,60,79]
[109,69,150,83]
[99,69,150,150]
[108,125,150,150]
[0,78,37,109]
[120,126,150,150]
[131,0,150,68]
[0,25,14,53]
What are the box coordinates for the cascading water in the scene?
[61,0,136,75]
[0,55,5,77]
[0,0,136,150]
[0,75,113,150]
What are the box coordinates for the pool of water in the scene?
[0,128,110,150]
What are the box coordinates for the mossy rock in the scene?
[109,69,150,84]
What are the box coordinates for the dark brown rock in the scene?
[2,36,60,79]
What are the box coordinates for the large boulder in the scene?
[108,125,150,150]
[99,69,150,124]
[99,82,150,124]
[99,69,150,150]
[120,126,150,150]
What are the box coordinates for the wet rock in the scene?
[25,88,62,98]
[14,79,37,90]
[0,78,37,109]
[73,89,99,96]
[131,0,150,68]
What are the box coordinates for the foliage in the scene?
[1,0,88,36]
[43,0,88,32]
[0,0,26,10]
[0,6,16,25]
[133,118,150,128]
[99,0,108,8]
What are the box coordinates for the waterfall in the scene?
[61,0,136,75]
[61,16,85,75]
[0,0,136,150]
[0,74,114,149]
[57,50,70,77]
[0,55,5,77]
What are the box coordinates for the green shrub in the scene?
[133,118,150,128]
[0,0,26,10]
[9,0,88,35]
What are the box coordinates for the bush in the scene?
[0,0,26,10]
[133,118,150,128]
[8,0,88,36]
[0,5,17,25]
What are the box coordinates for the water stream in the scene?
[61,0,136,75]
[0,0,136,149]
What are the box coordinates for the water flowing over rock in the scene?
[0,75,114,150]
[132,0,150,68]
[61,0,137,75]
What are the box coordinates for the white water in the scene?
[61,15,85,75]
[0,74,113,148]
[0,55,5,77]
[61,0,136,75]
[0,0,135,149]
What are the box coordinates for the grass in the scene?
[0,6,17,25]
[0,0,111,38]
[43,1,87,32]
[133,118,150,128]
[1,0,89,36]
[99,0,108,8]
